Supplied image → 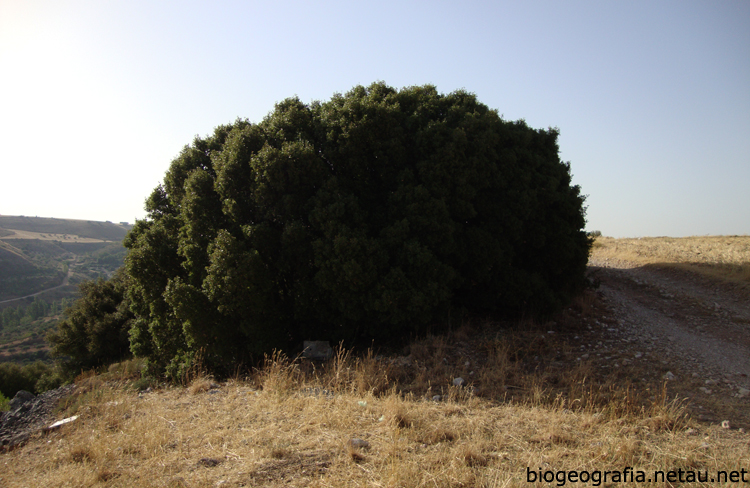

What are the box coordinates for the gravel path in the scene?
[588,258,750,425]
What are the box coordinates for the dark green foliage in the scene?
[125,82,590,378]
[47,269,134,377]
[0,361,60,398]
[0,297,50,327]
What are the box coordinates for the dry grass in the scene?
[591,235,750,285]
[3,322,749,487]
[0,228,109,243]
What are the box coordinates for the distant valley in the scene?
[0,215,132,363]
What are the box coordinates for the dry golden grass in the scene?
[3,326,749,488]
[591,235,750,285]
[0,228,110,243]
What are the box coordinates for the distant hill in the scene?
[0,216,131,303]
[0,216,131,242]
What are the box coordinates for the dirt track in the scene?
[0,267,73,305]
[588,257,750,426]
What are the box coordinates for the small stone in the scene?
[47,416,79,431]
[453,377,465,387]
[737,388,750,398]
[349,438,370,449]
[302,341,333,360]
[705,379,717,386]
[685,428,698,436]
[432,395,442,402]
[198,458,222,467]
[663,371,676,381]
[699,387,712,395]
[721,420,730,429]
[9,390,35,411]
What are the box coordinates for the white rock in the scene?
[721,420,731,429]
[47,416,79,431]
[737,388,750,398]
[453,377,466,387]
[663,371,676,381]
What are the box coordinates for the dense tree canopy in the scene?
[47,268,133,376]
[124,82,590,378]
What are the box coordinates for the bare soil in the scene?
[587,256,750,428]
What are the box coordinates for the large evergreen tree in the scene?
[124,82,591,378]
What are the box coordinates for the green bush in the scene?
[0,361,58,398]
[124,82,591,378]
[47,268,134,377]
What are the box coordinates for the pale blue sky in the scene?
[1,0,748,237]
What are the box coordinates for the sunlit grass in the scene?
[591,235,750,285]
[3,322,748,487]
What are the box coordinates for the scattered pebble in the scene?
[198,458,222,468]
[349,438,370,449]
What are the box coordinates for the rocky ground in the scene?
[0,385,77,450]
[586,257,750,428]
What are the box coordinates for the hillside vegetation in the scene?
[0,216,130,302]
[0,216,131,365]
[0,240,66,302]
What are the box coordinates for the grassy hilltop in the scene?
[0,216,130,242]
[0,215,131,302]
